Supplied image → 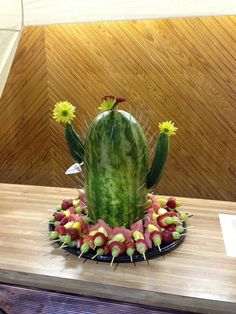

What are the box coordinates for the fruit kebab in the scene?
[78,235,95,258]
[109,241,126,267]
[125,241,136,262]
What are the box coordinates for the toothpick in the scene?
[78,251,83,259]
[142,252,147,261]
[91,253,98,260]
[59,243,68,250]
[48,239,60,243]
[130,255,133,263]
[158,245,161,252]
[110,255,115,267]
[40,219,50,224]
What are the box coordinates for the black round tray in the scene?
[49,223,186,263]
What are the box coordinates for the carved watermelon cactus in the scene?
[53,97,177,228]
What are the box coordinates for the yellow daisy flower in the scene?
[98,97,116,112]
[53,101,76,124]
[158,121,177,137]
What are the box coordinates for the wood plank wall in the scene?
[0,27,53,186]
[0,16,235,201]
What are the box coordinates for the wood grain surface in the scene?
[0,16,236,201]
[0,183,235,314]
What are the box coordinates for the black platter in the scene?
[49,223,186,263]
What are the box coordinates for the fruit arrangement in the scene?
[50,96,188,263]
[48,192,191,264]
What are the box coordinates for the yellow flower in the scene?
[53,101,76,124]
[98,97,116,112]
[158,121,177,136]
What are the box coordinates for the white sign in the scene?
[219,214,236,258]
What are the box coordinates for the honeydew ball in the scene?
[164,217,173,225]
[172,231,180,240]
[55,205,62,211]
[54,221,61,227]
[50,231,59,240]
[176,226,184,233]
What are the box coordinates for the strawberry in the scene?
[103,243,111,255]
[55,225,66,236]
[66,228,80,240]
[168,211,180,218]
[166,224,176,232]
[60,216,68,225]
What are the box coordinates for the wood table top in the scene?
[0,183,235,313]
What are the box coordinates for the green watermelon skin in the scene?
[84,110,148,228]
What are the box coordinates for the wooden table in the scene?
[0,183,235,313]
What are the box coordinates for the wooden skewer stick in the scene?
[91,253,98,260]
[143,253,147,261]
[48,239,60,243]
[40,219,50,224]
[158,245,161,252]
[59,242,67,249]
[180,233,189,237]
[110,255,115,267]
[78,251,83,259]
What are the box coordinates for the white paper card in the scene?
[219,214,236,258]
[65,163,83,175]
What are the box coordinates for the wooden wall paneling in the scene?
[0,27,52,186]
